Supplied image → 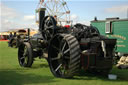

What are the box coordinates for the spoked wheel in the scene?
[9,37,17,48]
[18,42,33,67]
[48,34,81,78]
[42,16,57,41]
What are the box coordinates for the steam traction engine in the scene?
[17,0,117,78]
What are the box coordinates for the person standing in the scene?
[9,32,13,40]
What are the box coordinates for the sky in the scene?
[0,0,128,32]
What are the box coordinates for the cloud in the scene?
[0,18,38,32]
[0,3,38,32]
[0,3,18,19]
[71,14,79,22]
[79,21,90,26]
[70,14,90,25]
[23,15,35,21]
[0,3,20,31]
[105,4,128,14]
[71,14,80,25]
[1,19,21,31]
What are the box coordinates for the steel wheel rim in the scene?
[19,45,28,66]
[42,16,57,41]
[49,35,70,77]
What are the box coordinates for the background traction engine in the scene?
[18,9,116,78]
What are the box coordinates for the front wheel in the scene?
[18,42,33,67]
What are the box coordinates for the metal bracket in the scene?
[101,40,107,58]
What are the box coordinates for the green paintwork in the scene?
[91,19,128,53]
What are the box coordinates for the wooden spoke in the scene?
[62,42,66,52]
[55,64,62,72]
[52,45,59,51]
[63,48,70,54]
[51,57,60,61]
[20,57,25,60]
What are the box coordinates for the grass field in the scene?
[0,41,128,85]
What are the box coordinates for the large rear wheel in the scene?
[48,34,81,78]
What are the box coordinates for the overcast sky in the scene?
[0,0,128,32]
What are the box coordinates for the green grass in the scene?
[0,41,128,85]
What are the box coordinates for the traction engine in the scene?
[17,7,116,78]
